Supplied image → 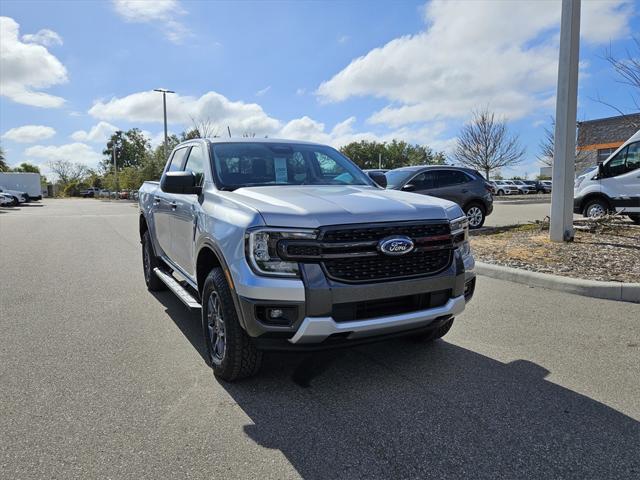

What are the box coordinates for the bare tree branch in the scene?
[453,108,525,180]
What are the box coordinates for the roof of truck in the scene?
[204,137,320,146]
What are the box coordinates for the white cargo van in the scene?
[574,130,640,224]
[0,172,42,200]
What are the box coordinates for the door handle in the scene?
[170,202,177,210]
[461,189,469,193]
[153,196,162,205]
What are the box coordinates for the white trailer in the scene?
[0,172,42,200]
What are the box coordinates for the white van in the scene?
[574,130,640,224]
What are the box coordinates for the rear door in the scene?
[429,169,473,205]
[154,147,189,259]
[172,144,206,276]
[601,141,640,213]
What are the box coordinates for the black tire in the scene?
[628,214,640,225]
[583,198,609,218]
[142,231,166,291]
[11,196,19,206]
[201,268,262,381]
[465,202,486,229]
[497,189,504,196]
[409,318,454,342]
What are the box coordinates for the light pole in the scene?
[550,0,581,242]
[154,88,175,160]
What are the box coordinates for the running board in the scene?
[153,268,201,310]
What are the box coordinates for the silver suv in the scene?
[139,139,476,380]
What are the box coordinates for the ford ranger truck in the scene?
[139,139,476,381]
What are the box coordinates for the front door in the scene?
[154,147,189,260]
[600,141,640,213]
[171,144,206,277]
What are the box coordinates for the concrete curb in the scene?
[475,262,640,303]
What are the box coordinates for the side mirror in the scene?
[597,163,605,178]
[161,171,202,195]
[402,184,416,192]
[368,171,387,188]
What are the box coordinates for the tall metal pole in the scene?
[154,89,175,160]
[112,147,117,192]
[550,0,581,242]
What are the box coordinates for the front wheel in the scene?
[628,214,640,225]
[497,189,504,196]
[583,198,609,218]
[465,203,486,229]
[201,268,262,381]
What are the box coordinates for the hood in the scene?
[223,185,463,228]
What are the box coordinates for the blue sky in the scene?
[1,0,638,179]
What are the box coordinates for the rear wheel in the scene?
[465,203,486,229]
[583,198,609,218]
[201,268,262,381]
[142,231,166,291]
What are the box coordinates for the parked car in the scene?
[117,190,130,200]
[139,138,476,380]
[79,187,100,198]
[0,187,28,204]
[0,172,42,200]
[510,180,536,194]
[523,180,551,193]
[492,181,519,196]
[574,129,640,224]
[385,166,493,228]
[0,193,15,207]
[541,180,552,192]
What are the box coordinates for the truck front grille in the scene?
[278,221,455,283]
[323,249,451,282]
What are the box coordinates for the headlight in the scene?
[450,216,470,255]
[246,228,318,277]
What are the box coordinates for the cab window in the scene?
[166,147,189,173]
[183,145,205,185]
[603,142,640,177]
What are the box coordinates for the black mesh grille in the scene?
[323,249,451,282]
[286,244,321,257]
[321,223,450,243]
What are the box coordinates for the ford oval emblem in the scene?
[378,235,415,256]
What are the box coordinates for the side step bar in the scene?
[153,268,201,310]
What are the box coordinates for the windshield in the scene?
[384,170,415,188]
[209,142,372,190]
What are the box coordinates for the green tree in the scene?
[102,128,151,171]
[340,140,446,170]
[11,162,40,173]
[0,145,8,172]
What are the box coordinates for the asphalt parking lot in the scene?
[1,199,639,479]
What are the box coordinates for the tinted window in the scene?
[604,147,628,177]
[167,147,188,172]
[436,170,470,187]
[183,145,205,185]
[410,171,436,190]
[210,142,371,189]
[625,142,640,172]
[385,170,414,188]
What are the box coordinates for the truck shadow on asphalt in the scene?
[154,291,640,479]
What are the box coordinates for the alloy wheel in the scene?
[207,292,226,365]
[466,206,483,228]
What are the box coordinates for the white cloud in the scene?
[88,90,282,136]
[256,86,271,97]
[70,122,119,143]
[581,0,633,44]
[111,0,190,43]
[24,143,103,169]
[22,28,63,47]
[0,17,68,108]
[316,0,632,128]
[2,125,56,143]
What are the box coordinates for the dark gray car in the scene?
[385,166,494,228]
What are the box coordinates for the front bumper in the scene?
[290,295,465,344]
[235,249,475,348]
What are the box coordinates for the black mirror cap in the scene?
[161,171,202,195]
[368,171,387,188]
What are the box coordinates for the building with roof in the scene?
[577,113,640,165]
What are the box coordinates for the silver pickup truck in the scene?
[139,138,476,381]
